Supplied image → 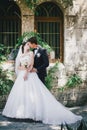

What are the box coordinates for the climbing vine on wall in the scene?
[62,0,73,6]
[25,0,38,10]
[25,0,73,10]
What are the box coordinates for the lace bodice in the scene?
[20,54,31,67]
[15,52,34,75]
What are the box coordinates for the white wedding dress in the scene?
[2,54,82,125]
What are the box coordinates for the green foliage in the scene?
[58,74,83,92]
[45,62,58,90]
[66,74,83,88]
[25,0,73,10]
[0,44,10,62]
[16,31,52,53]
[25,0,38,10]
[0,67,14,95]
[62,0,73,7]
[0,44,14,95]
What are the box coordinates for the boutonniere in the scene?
[36,53,41,57]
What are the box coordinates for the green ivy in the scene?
[25,0,73,10]
[0,44,10,62]
[62,0,73,7]
[0,67,14,95]
[0,44,13,95]
[25,0,39,10]
[58,73,83,92]
[66,74,83,88]
[45,62,58,90]
[25,0,38,10]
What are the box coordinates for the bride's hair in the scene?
[22,41,27,53]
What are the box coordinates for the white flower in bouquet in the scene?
[21,60,29,68]
[24,61,28,68]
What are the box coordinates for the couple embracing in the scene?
[15,36,49,84]
[2,36,82,127]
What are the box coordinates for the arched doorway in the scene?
[0,0,21,50]
[35,2,64,62]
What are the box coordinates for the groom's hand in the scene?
[31,68,37,73]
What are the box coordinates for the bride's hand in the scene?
[18,65,27,70]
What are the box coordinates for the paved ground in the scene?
[0,105,87,130]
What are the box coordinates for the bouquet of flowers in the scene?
[24,61,28,68]
[21,60,29,68]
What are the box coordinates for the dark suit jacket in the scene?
[33,47,49,78]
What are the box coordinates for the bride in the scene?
[2,41,82,126]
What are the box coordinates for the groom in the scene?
[27,36,49,84]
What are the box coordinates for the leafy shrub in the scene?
[0,67,14,95]
[45,62,58,90]
[66,74,83,88]
[0,44,10,62]
[25,0,73,10]
[58,73,83,92]
[0,44,14,95]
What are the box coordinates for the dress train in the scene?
[2,71,82,125]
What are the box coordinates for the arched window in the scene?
[35,2,64,61]
[0,0,21,50]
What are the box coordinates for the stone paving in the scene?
[0,105,87,130]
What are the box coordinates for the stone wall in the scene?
[64,0,87,82]
[51,84,87,107]
[49,62,87,107]
[16,0,34,33]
